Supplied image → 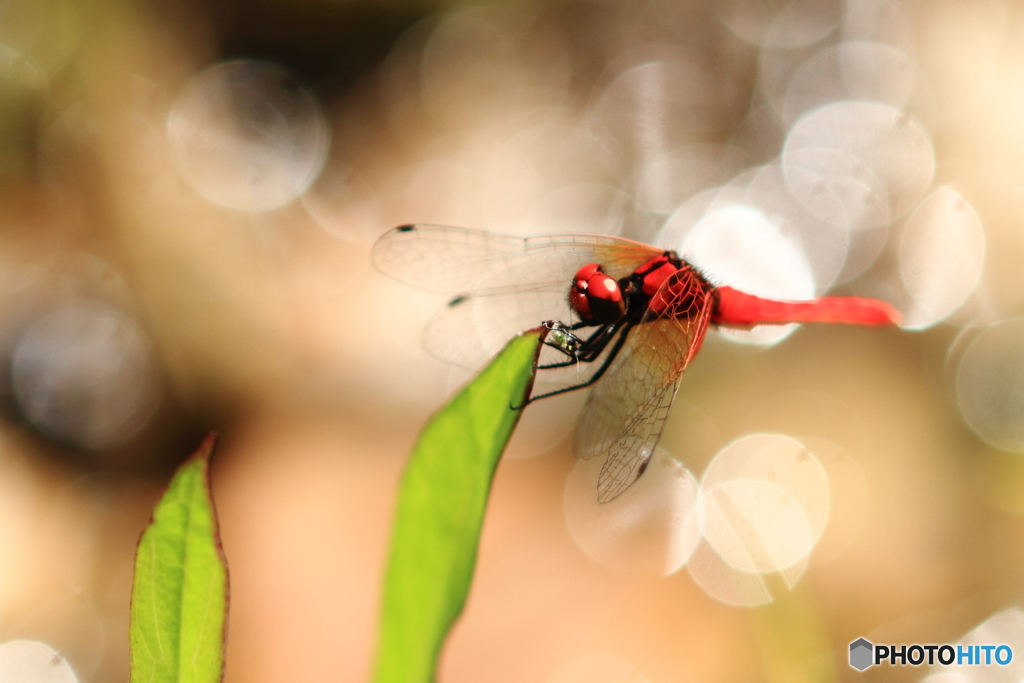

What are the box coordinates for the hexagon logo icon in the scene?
[849,638,874,671]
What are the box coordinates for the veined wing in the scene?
[422,282,573,370]
[372,224,664,296]
[422,282,617,395]
[575,270,714,503]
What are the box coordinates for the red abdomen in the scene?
[711,286,901,327]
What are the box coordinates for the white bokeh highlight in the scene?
[713,0,843,49]
[701,478,815,574]
[0,641,78,683]
[167,60,329,212]
[781,42,919,126]
[920,608,1024,683]
[898,186,985,329]
[686,539,773,607]
[784,101,935,220]
[632,142,745,214]
[668,198,817,345]
[782,146,890,281]
[564,434,830,605]
[564,448,700,577]
[955,319,1024,452]
[700,434,829,574]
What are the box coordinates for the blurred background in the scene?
[0,0,1022,681]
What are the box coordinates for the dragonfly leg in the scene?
[538,323,619,369]
[537,321,585,367]
[524,323,633,404]
[537,354,582,370]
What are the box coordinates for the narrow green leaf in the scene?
[130,434,228,683]
[374,330,543,683]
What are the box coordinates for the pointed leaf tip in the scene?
[130,433,228,683]
[374,331,543,683]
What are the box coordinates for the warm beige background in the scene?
[0,1,1021,682]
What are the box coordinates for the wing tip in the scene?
[596,483,627,504]
[595,445,656,503]
[395,224,416,233]
[596,467,642,504]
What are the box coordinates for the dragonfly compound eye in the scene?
[570,263,602,320]
[572,263,601,281]
[570,264,625,323]
[584,273,626,324]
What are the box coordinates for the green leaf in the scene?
[374,330,543,683]
[130,434,228,683]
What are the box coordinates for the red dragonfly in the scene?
[373,224,899,503]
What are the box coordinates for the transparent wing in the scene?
[423,283,615,395]
[574,270,714,503]
[423,282,573,370]
[375,224,665,373]
[372,224,664,295]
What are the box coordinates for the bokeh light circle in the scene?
[686,539,773,607]
[659,163,850,321]
[783,100,934,220]
[700,434,829,573]
[782,147,890,281]
[955,319,1024,452]
[712,0,843,49]
[701,479,814,573]
[633,142,745,214]
[0,641,78,683]
[675,200,816,345]
[683,205,814,296]
[301,160,380,243]
[922,608,1024,682]
[167,60,329,212]
[419,9,534,129]
[564,448,700,576]
[898,186,985,329]
[11,302,159,449]
[592,50,736,152]
[781,41,918,126]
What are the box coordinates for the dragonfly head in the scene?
[569,263,626,324]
